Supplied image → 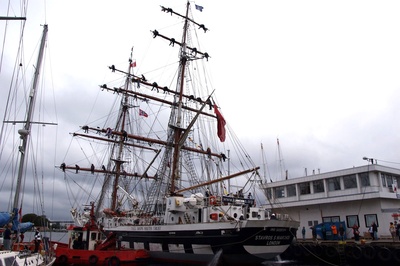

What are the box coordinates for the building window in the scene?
[322,216,340,223]
[287,184,296,197]
[275,187,285,198]
[313,180,324,193]
[266,188,272,199]
[299,182,311,195]
[387,175,394,187]
[359,172,370,187]
[346,215,359,228]
[327,177,341,191]
[381,176,387,187]
[343,174,357,189]
[365,214,378,227]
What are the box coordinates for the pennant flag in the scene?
[213,104,226,142]
[130,61,137,68]
[139,109,148,117]
[195,4,204,12]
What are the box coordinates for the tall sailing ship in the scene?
[59,2,299,265]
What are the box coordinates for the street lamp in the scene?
[363,157,374,164]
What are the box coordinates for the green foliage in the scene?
[21,213,50,227]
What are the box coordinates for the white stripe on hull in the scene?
[192,244,214,254]
[168,243,185,253]
[244,244,290,260]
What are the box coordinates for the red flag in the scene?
[214,104,226,142]
[130,61,137,68]
[139,109,148,117]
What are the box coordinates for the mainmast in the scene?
[170,1,191,195]
[13,25,48,211]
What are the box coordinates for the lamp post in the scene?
[362,157,374,164]
[362,156,374,188]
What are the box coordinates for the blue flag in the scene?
[195,4,204,12]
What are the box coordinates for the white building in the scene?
[262,161,400,239]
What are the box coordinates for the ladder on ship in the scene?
[337,242,347,266]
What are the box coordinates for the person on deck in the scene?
[34,227,42,253]
[3,223,12,250]
[302,226,306,240]
[205,188,210,197]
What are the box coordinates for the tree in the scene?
[22,213,51,227]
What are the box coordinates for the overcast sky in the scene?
[2,1,400,220]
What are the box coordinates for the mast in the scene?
[170,1,190,195]
[109,49,135,211]
[276,138,287,181]
[12,25,48,211]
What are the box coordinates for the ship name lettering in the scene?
[276,235,290,240]
[266,241,281,245]
[255,235,274,240]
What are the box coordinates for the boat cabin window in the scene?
[91,232,97,241]
[287,184,296,197]
[343,174,357,189]
[313,180,324,193]
[299,182,310,195]
[327,177,341,191]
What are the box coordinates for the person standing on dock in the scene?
[339,224,345,241]
[368,224,375,240]
[330,224,338,240]
[352,224,360,241]
[302,226,306,240]
[396,221,400,241]
[372,222,378,240]
[311,226,317,241]
[390,222,396,242]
